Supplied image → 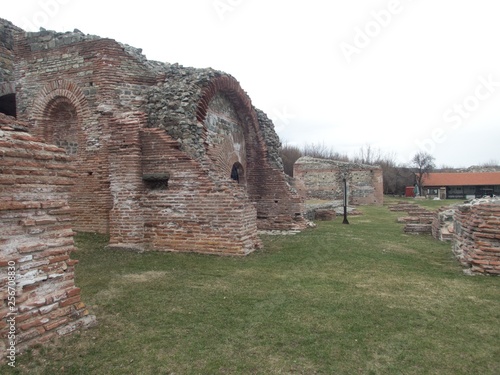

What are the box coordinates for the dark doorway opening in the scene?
[0,93,16,117]
[231,162,245,185]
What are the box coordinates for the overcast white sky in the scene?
[3,0,500,167]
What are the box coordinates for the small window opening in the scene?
[143,173,170,191]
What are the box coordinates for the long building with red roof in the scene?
[422,172,500,199]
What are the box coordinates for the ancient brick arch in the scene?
[42,96,79,154]
[31,80,90,153]
[31,80,90,124]
[197,76,269,186]
[198,76,255,121]
[196,75,265,148]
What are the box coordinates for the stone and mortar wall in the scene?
[204,92,247,180]
[294,157,384,205]
[432,206,457,241]
[0,114,96,358]
[453,198,500,275]
[0,19,21,84]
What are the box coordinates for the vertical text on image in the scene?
[6,260,17,368]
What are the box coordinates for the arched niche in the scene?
[42,96,79,155]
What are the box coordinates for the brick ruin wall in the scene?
[293,156,384,205]
[0,114,96,359]
[452,199,500,275]
[107,112,262,255]
[146,65,306,232]
[3,20,306,257]
[14,29,159,234]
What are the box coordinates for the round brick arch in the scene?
[196,75,266,148]
[31,80,90,153]
[196,75,270,183]
[31,80,90,124]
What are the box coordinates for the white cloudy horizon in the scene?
[3,0,500,168]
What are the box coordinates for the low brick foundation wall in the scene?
[453,199,500,275]
[389,202,434,235]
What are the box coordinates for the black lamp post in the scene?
[342,177,349,224]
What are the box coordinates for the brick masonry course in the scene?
[0,113,96,359]
[453,198,500,275]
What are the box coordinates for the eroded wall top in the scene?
[0,18,21,83]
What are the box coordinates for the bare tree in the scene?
[302,142,349,161]
[411,152,435,196]
[280,143,303,177]
[481,159,500,168]
[354,144,382,165]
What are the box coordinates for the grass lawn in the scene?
[11,202,500,374]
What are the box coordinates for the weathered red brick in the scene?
[59,295,81,308]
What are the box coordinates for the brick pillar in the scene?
[107,112,146,250]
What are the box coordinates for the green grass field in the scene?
[11,201,500,374]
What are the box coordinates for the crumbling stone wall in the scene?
[294,157,383,205]
[255,109,284,171]
[0,19,20,83]
[453,198,500,275]
[0,114,96,358]
[432,206,457,241]
[0,19,20,119]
